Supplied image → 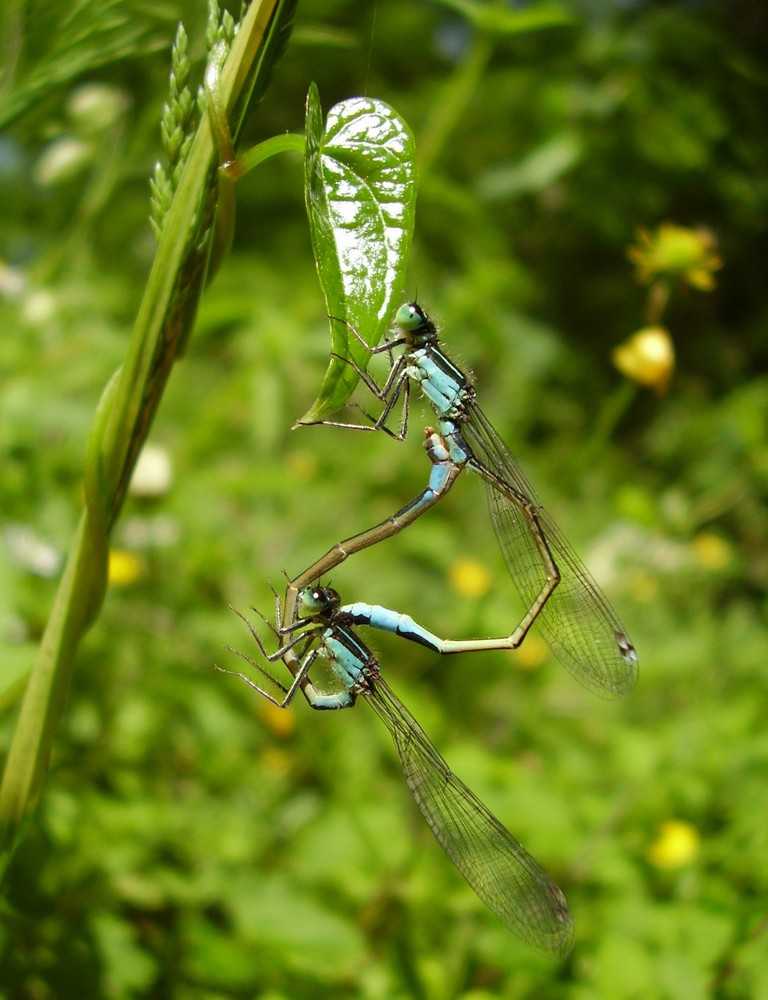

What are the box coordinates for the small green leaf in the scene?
[299,82,417,423]
[434,0,575,35]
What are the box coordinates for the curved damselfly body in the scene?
[219,586,574,959]
[289,303,637,699]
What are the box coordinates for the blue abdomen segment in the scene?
[341,603,443,652]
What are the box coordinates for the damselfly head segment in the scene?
[395,302,439,346]
[299,586,341,618]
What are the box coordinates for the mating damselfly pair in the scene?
[221,302,637,958]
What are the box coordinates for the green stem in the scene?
[235,132,305,174]
[0,0,284,871]
[418,26,495,179]
[580,379,637,471]
[205,33,304,282]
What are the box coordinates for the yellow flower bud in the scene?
[261,701,296,739]
[613,326,675,393]
[449,558,491,599]
[647,819,700,868]
[108,549,144,587]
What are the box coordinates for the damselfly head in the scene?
[395,302,438,344]
[300,586,341,618]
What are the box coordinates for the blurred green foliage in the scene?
[1,0,768,997]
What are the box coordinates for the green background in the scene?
[1,1,767,997]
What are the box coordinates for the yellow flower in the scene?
[690,532,732,572]
[261,700,296,738]
[647,819,700,869]
[449,558,491,599]
[628,223,722,291]
[612,326,675,393]
[108,549,144,587]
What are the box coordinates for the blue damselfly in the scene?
[220,586,574,958]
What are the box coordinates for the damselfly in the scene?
[288,303,637,699]
[219,585,574,958]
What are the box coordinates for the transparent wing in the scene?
[461,402,638,698]
[365,676,574,958]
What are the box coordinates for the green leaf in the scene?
[227,874,367,982]
[299,82,417,424]
[477,133,582,200]
[0,0,174,131]
[434,0,575,34]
